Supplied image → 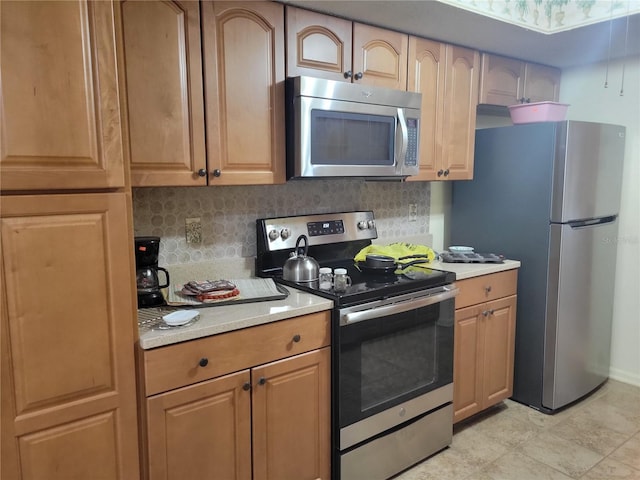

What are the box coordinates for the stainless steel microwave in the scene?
[286,76,422,180]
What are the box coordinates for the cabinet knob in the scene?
[198,357,209,367]
[344,70,353,79]
[443,169,450,176]
[292,334,301,343]
[242,382,251,391]
[212,169,221,177]
[354,72,363,80]
[484,285,492,294]
[197,168,207,177]
[437,169,444,177]
[257,377,266,386]
[482,310,490,317]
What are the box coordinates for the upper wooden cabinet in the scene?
[201,1,286,186]
[121,0,207,187]
[286,6,352,82]
[286,6,408,90]
[122,1,285,187]
[407,38,479,181]
[1,193,140,479]
[479,53,560,106]
[523,62,562,103]
[0,0,125,191]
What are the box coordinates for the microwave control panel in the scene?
[405,118,419,167]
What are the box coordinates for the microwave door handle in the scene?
[396,108,408,169]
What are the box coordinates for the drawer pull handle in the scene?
[292,334,301,343]
[242,382,251,391]
[198,357,209,367]
[484,285,492,294]
[258,377,266,386]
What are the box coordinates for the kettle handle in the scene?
[295,234,309,256]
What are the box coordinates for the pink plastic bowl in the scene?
[508,101,569,124]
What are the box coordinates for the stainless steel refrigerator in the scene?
[451,120,626,413]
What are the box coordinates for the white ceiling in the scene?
[284,1,640,68]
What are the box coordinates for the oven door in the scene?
[338,285,457,449]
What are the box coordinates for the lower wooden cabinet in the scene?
[1,193,140,479]
[252,348,330,480]
[146,370,252,480]
[138,311,331,480]
[453,270,518,423]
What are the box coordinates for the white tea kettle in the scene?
[283,235,319,285]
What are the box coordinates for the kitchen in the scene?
[1,1,639,479]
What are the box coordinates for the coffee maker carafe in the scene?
[135,236,170,307]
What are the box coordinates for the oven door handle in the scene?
[341,286,459,325]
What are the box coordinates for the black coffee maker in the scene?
[135,236,170,307]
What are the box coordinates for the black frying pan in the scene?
[357,253,431,273]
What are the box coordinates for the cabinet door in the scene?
[453,304,485,423]
[122,0,207,187]
[252,347,331,480]
[286,6,353,82]
[352,23,408,90]
[523,63,561,103]
[0,193,139,479]
[407,37,446,181]
[146,370,252,480]
[202,2,285,185]
[482,295,517,407]
[0,0,124,191]
[479,54,524,106]
[440,45,479,180]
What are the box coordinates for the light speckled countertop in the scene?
[137,258,520,350]
[138,287,333,350]
[430,259,521,280]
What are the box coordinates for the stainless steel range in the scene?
[256,211,458,480]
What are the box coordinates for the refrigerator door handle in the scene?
[568,215,617,229]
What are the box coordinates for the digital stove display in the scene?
[307,220,344,236]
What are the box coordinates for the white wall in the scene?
[560,55,640,386]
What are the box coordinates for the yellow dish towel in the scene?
[354,243,436,264]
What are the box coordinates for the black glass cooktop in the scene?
[273,259,455,307]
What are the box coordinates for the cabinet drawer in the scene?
[141,311,331,396]
[455,270,518,309]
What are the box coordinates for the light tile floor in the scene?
[395,380,640,480]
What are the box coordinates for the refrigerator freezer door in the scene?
[543,217,619,410]
[551,122,625,223]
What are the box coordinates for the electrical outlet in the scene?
[185,217,202,244]
[408,203,418,222]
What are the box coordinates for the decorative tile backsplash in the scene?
[132,179,431,266]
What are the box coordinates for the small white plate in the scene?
[449,246,474,253]
[163,310,200,326]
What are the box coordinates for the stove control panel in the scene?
[259,211,377,252]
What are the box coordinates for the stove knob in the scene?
[367,220,376,229]
[357,221,367,230]
[268,229,279,241]
[280,228,291,240]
